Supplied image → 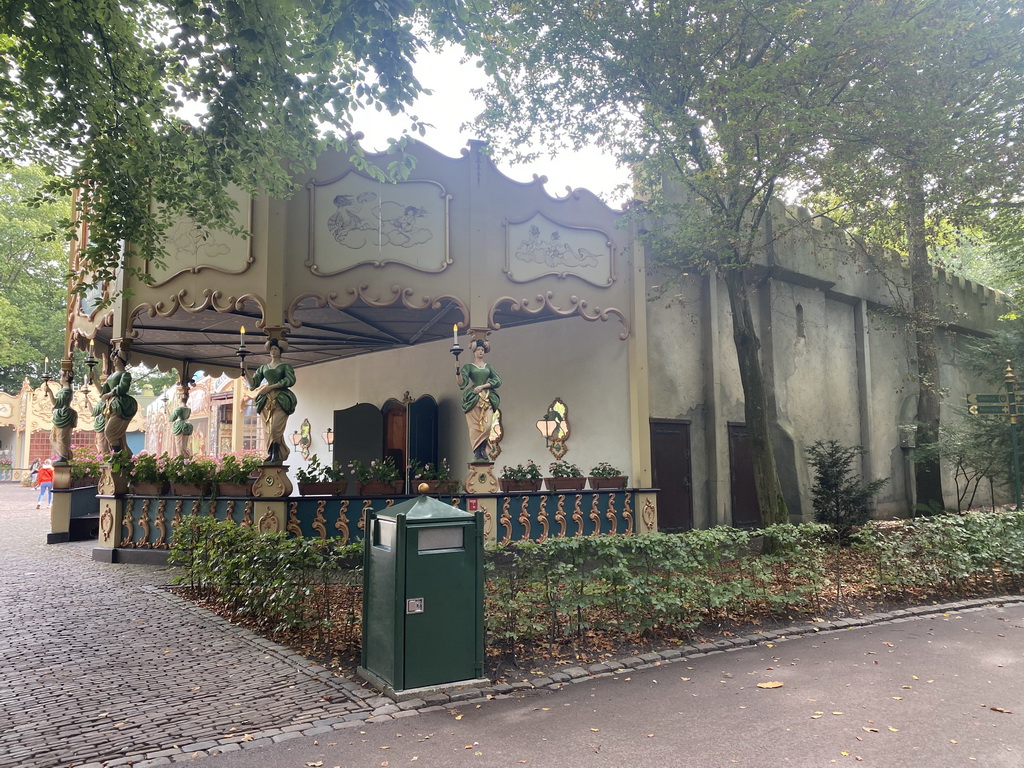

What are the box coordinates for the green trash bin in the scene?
[358,494,487,698]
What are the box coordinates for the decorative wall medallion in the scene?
[308,171,450,275]
[504,213,615,286]
[147,186,254,286]
[100,507,114,541]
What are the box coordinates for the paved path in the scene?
[3,482,1023,768]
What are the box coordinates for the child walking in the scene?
[36,459,53,509]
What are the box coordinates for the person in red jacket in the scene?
[36,459,53,509]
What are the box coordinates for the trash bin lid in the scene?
[376,494,476,522]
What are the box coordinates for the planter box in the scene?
[499,478,542,493]
[70,476,100,489]
[298,480,348,496]
[217,480,256,496]
[129,481,168,496]
[544,477,587,492]
[413,480,461,496]
[170,482,212,497]
[588,476,628,490]
[358,480,403,496]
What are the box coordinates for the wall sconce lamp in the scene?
[536,397,570,458]
[536,410,559,448]
[322,427,334,446]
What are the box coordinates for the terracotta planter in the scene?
[544,477,587,492]
[588,476,628,490]
[217,480,256,496]
[170,482,212,497]
[358,480,403,496]
[499,478,542,493]
[298,480,348,496]
[129,481,168,496]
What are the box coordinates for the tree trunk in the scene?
[904,163,944,513]
[723,267,789,525]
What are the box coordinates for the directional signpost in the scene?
[966,362,1022,510]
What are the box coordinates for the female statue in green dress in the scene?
[243,338,297,463]
[170,387,194,458]
[97,349,138,453]
[457,339,501,461]
[46,368,78,462]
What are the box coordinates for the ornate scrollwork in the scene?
[154,500,168,549]
[127,291,265,337]
[489,293,629,340]
[100,507,114,541]
[537,495,549,543]
[313,501,328,539]
[555,494,567,537]
[499,497,512,546]
[572,494,584,536]
[287,289,468,328]
[605,494,618,535]
[589,494,601,535]
[518,496,531,541]
[335,500,350,543]
[622,491,634,536]
[138,499,151,547]
[641,498,656,531]
[287,501,302,537]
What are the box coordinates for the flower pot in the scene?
[298,480,348,496]
[129,481,168,496]
[170,482,212,497]
[499,478,542,493]
[217,480,256,497]
[588,475,628,490]
[544,477,587,492]
[70,476,100,489]
[358,480,403,496]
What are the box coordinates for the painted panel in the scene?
[504,212,614,286]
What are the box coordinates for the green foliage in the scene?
[215,451,263,483]
[164,454,217,484]
[0,164,70,393]
[806,441,888,540]
[588,462,623,478]
[348,456,401,485]
[0,0,485,288]
[499,460,542,481]
[68,444,105,480]
[296,454,346,484]
[169,516,362,641]
[548,460,582,479]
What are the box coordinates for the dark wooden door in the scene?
[650,419,693,531]
[333,403,384,469]
[728,424,762,528]
[407,396,439,474]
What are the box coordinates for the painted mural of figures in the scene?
[328,191,378,248]
[46,368,78,462]
[169,390,194,459]
[513,226,599,269]
[243,338,297,463]
[97,349,139,453]
[378,202,431,247]
[457,339,501,461]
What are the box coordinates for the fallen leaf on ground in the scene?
[757,681,784,689]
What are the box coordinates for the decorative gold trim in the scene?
[537,495,549,543]
[641,498,656,531]
[241,501,252,527]
[100,507,114,541]
[555,494,567,537]
[120,505,134,547]
[589,494,601,535]
[138,499,151,547]
[225,499,236,524]
[257,509,276,532]
[335,500,350,543]
[306,171,451,276]
[489,293,630,340]
[172,500,184,530]
[287,501,302,537]
[518,496,531,541]
[622,492,634,536]
[361,499,373,529]
[154,499,168,548]
[190,499,201,517]
[127,291,266,337]
[499,497,512,545]
[313,500,328,539]
[572,494,584,536]
[483,506,493,541]
[605,494,618,535]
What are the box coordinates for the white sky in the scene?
[350,46,631,208]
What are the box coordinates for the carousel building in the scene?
[34,139,1009,557]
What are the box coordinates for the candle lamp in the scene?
[41,357,51,384]
[236,325,250,369]
[450,324,463,371]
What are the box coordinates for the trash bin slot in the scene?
[373,518,396,550]
[417,526,464,552]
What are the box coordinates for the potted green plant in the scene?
[349,456,402,495]
[545,459,586,492]
[165,454,217,496]
[499,459,543,493]
[409,458,460,496]
[215,451,263,496]
[119,451,168,496]
[296,454,349,496]
[68,445,104,488]
[587,461,628,490]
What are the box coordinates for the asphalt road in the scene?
[201,605,1024,768]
